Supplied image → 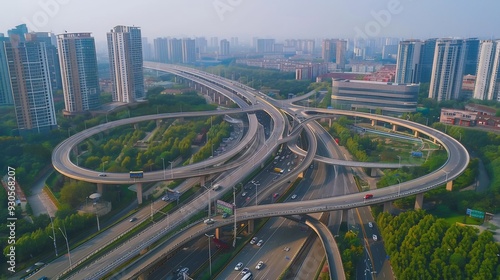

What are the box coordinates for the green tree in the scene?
[60,181,95,208]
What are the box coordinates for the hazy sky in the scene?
[1,0,499,44]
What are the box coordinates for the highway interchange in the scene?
[40,63,469,280]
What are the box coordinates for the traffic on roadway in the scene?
[41,63,468,280]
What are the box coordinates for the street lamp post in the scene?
[169,161,174,179]
[202,185,211,218]
[161,158,166,179]
[205,233,214,277]
[102,161,108,173]
[76,154,81,166]
[233,185,237,248]
[255,183,259,206]
[58,226,72,270]
[50,216,57,256]
[397,178,401,196]
[397,155,401,167]
[41,200,58,257]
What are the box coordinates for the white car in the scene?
[242,192,248,197]
[372,234,378,241]
[234,262,243,271]
[250,237,258,245]
[255,261,264,270]
[368,222,373,228]
[257,239,264,246]
[291,194,297,200]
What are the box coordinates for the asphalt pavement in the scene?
[27,167,57,217]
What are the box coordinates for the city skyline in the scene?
[2,0,500,44]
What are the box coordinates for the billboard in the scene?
[217,200,234,215]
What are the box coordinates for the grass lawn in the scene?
[428,204,483,226]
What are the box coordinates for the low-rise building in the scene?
[331,79,419,116]
[464,103,497,116]
[439,109,478,127]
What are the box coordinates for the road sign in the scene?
[466,208,484,219]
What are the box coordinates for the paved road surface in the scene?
[27,167,57,217]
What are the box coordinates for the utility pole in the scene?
[59,226,72,270]
[233,185,237,247]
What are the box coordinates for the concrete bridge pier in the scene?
[446,181,453,191]
[414,130,419,138]
[414,193,424,209]
[215,227,221,239]
[247,219,254,234]
[97,183,104,194]
[392,124,398,132]
[371,119,377,126]
[341,209,349,224]
[383,201,392,213]
[137,183,143,205]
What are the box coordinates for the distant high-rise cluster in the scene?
[2,19,500,134]
[394,37,498,101]
[321,39,347,70]
[219,39,230,56]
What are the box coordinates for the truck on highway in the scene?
[273,167,284,174]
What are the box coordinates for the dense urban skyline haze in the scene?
[2,0,499,43]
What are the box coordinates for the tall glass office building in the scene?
[57,32,100,115]
[107,25,144,103]
[5,33,57,135]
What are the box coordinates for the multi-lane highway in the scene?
[45,63,468,280]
